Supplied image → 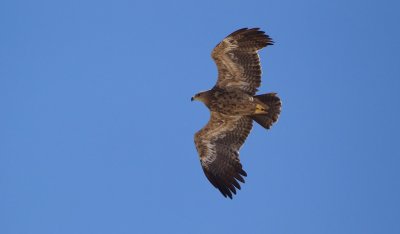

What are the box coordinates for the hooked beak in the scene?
[191,96,194,102]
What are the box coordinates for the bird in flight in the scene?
[192,28,281,199]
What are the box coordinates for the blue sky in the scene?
[1,0,400,233]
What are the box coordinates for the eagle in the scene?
[192,28,281,199]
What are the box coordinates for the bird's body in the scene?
[192,28,281,198]
[196,88,265,116]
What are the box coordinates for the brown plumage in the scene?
[192,28,281,199]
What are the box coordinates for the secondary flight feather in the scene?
[192,28,281,199]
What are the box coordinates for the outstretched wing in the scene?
[212,28,273,95]
[194,112,253,198]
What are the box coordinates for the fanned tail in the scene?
[251,93,281,129]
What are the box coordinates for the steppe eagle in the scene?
[191,28,281,199]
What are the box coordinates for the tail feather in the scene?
[251,93,281,129]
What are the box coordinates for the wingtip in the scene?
[234,27,274,47]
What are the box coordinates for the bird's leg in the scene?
[254,103,268,114]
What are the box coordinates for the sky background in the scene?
[1,0,400,233]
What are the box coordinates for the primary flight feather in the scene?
[192,28,281,199]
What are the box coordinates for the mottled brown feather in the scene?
[211,28,273,95]
[194,112,252,198]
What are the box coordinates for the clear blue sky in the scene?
[1,0,400,233]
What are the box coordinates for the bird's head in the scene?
[191,90,211,105]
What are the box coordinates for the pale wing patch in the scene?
[211,28,273,95]
[194,113,252,198]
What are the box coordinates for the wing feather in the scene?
[211,28,273,95]
[194,112,253,198]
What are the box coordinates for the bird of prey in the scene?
[192,28,281,199]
